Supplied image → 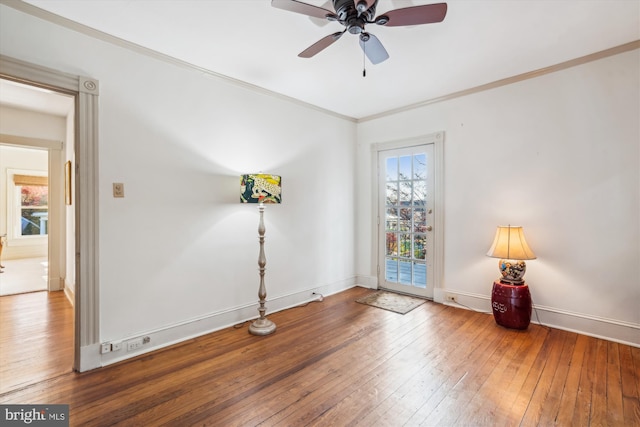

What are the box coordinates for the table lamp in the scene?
[486,225,536,284]
[241,173,282,336]
[486,225,536,330]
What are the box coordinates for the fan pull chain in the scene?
[362,43,367,77]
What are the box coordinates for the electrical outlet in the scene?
[127,338,143,351]
[100,343,111,354]
[111,341,123,352]
[445,294,457,303]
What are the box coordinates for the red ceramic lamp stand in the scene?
[491,280,532,330]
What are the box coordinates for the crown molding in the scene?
[358,40,640,123]
[0,0,356,123]
[3,1,637,125]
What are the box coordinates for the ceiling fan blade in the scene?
[299,31,345,58]
[359,33,389,65]
[309,1,334,26]
[378,2,447,26]
[271,0,335,20]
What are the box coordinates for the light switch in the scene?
[113,183,125,198]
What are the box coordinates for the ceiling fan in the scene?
[272,0,447,65]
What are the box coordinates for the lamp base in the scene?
[491,280,531,330]
[249,318,276,336]
[497,259,527,284]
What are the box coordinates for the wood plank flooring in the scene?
[0,287,638,426]
[0,290,73,394]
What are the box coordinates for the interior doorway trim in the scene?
[1,54,100,371]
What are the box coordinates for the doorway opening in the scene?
[1,54,101,373]
[0,78,75,392]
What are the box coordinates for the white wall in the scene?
[1,4,357,365]
[357,49,640,345]
[0,104,66,140]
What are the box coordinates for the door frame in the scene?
[371,132,444,298]
[0,54,101,372]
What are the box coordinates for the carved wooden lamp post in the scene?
[240,174,282,336]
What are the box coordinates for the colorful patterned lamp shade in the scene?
[240,174,282,204]
[486,225,536,285]
[240,173,281,336]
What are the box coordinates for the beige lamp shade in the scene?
[486,226,535,284]
[486,226,536,260]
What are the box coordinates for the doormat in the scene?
[356,291,426,314]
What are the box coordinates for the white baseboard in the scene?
[530,304,640,348]
[356,274,377,289]
[80,343,102,372]
[63,283,74,307]
[48,276,62,291]
[95,278,357,369]
[434,288,640,348]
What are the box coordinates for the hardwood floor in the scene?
[0,290,73,394]
[0,287,638,426]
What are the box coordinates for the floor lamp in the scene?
[240,173,282,336]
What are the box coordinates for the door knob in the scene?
[426,226,433,231]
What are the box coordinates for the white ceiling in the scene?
[6,0,640,120]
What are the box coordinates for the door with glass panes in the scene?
[378,144,434,298]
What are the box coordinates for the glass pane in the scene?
[413,181,426,206]
[21,208,48,236]
[21,185,48,207]
[413,154,427,180]
[399,181,411,205]
[399,155,412,180]
[399,208,411,231]
[414,234,426,259]
[399,260,412,284]
[20,185,48,236]
[386,157,398,181]
[386,183,398,205]
[413,263,427,288]
[382,149,431,289]
[385,208,398,231]
[386,258,398,282]
[413,208,426,233]
[386,233,397,256]
[399,234,411,258]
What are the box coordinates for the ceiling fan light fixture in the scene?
[347,17,365,34]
